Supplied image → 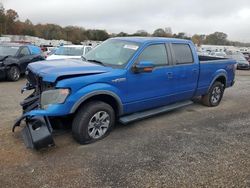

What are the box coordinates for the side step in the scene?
[119,100,193,124]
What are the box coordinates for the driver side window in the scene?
[137,44,168,66]
[19,47,30,56]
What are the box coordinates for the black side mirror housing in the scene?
[132,61,154,73]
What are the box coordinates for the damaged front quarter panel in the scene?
[13,59,112,150]
[13,70,56,150]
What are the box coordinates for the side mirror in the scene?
[18,53,25,58]
[132,61,154,73]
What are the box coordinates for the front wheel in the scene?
[7,66,20,81]
[202,82,224,107]
[72,101,115,144]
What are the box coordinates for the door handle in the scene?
[192,69,198,74]
[167,72,173,79]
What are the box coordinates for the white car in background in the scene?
[209,51,226,58]
[47,45,92,60]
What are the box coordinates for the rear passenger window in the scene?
[172,44,193,64]
[138,44,168,66]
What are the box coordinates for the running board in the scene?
[119,100,193,124]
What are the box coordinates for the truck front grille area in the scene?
[21,93,40,114]
[22,69,54,114]
[21,70,41,113]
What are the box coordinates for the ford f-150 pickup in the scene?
[13,37,236,149]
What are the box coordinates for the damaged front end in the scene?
[13,115,54,149]
[13,69,55,150]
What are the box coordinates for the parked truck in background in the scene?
[13,37,236,149]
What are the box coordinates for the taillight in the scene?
[233,64,237,73]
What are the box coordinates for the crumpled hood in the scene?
[46,55,81,60]
[27,59,112,82]
[0,55,10,61]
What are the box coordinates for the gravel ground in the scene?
[0,71,250,188]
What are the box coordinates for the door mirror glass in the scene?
[132,61,154,73]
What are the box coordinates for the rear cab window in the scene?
[171,43,194,65]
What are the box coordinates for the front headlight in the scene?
[41,88,70,109]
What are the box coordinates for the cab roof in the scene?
[113,37,191,44]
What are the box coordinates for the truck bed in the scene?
[196,55,235,96]
[199,55,228,62]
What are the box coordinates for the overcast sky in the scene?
[2,0,250,42]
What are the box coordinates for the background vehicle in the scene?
[242,52,250,63]
[209,51,226,58]
[14,37,236,149]
[226,52,249,70]
[0,43,45,81]
[46,45,92,60]
[46,47,58,57]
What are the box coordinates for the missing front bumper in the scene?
[13,116,55,150]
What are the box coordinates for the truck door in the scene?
[17,46,32,73]
[168,43,199,102]
[125,43,174,113]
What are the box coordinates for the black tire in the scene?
[6,66,20,81]
[202,81,224,107]
[72,101,115,144]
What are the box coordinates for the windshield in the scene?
[54,46,83,56]
[84,39,140,67]
[0,46,19,56]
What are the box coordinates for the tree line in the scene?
[0,3,249,47]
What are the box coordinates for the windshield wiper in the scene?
[87,59,105,66]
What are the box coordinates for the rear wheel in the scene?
[7,66,20,81]
[72,101,115,144]
[202,81,224,107]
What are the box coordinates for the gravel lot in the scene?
[0,71,250,188]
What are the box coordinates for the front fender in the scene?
[3,57,19,67]
[18,83,124,117]
[69,83,124,115]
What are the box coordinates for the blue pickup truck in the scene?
[13,37,236,149]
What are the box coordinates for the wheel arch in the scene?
[208,72,227,92]
[70,90,123,116]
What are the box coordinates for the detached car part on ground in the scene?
[0,44,45,81]
[13,37,236,150]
